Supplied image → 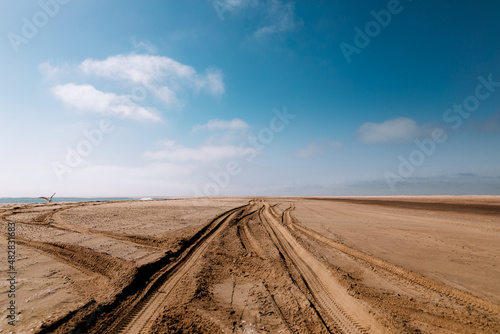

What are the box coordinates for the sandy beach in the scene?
[1,197,499,333]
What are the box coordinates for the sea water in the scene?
[0,197,171,204]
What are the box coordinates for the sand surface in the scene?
[0,196,499,333]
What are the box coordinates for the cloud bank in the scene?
[357,117,424,144]
[192,118,249,132]
[144,140,244,163]
[292,143,325,158]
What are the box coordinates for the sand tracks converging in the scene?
[106,204,253,333]
[2,197,499,333]
[58,200,382,333]
[259,204,380,334]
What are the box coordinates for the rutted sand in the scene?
[0,196,499,333]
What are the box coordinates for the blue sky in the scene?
[1,0,499,197]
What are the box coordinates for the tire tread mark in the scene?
[237,217,267,260]
[260,204,372,334]
[111,204,251,333]
[290,220,500,317]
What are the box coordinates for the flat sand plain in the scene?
[0,196,499,333]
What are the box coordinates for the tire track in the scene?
[259,203,382,334]
[1,203,82,225]
[5,202,169,250]
[262,283,295,333]
[249,208,330,333]
[237,214,267,260]
[287,213,500,317]
[51,215,167,249]
[1,206,136,283]
[37,203,252,334]
[103,203,252,334]
[15,238,133,280]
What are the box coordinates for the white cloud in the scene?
[44,53,225,120]
[193,118,249,132]
[78,54,224,96]
[472,111,500,133]
[357,117,423,144]
[209,0,258,15]
[144,140,244,163]
[292,143,325,158]
[195,68,225,95]
[224,0,257,8]
[39,61,70,81]
[254,1,301,38]
[150,86,180,108]
[210,0,301,39]
[52,83,161,122]
[328,140,343,149]
[79,54,191,85]
[292,140,343,158]
[131,38,158,54]
[158,140,177,148]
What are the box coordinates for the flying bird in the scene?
[39,192,56,203]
